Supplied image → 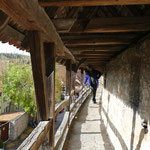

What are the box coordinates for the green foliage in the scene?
[2,63,36,117]
[0,53,30,60]
[0,139,3,148]
[55,63,66,103]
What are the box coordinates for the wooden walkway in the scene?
[63,85,115,150]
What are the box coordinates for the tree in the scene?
[55,63,66,103]
[1,63,36,117]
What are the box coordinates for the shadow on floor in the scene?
[63,95,91,150]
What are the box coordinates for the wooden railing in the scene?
[17,86,91,150]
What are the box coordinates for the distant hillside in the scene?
[0,53,30,60]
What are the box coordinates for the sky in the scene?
[0,41,30,56]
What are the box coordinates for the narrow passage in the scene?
[63,85,115,150]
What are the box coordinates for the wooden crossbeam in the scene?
[64,38,130,46]
[52,18,76,33]
[74,55,111,58]
[53,17,150,33]
[85,17,150,33]
[0,0,76,62]
[0,11,10,30]
[1,25,24,42]
[61,33,140,40]
[39,0,150,7]
[68,45,125,51]
[71,50,118,55]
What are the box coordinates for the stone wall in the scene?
[101,36,150,150]
[9,112,28,140]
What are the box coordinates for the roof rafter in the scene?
[39,0,150,7]
[0,0,76,62]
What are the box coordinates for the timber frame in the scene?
[1,0,150,150]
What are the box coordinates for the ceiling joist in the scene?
[39,0,150,7]
[0,0,76,62]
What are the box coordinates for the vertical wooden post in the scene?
[81,68,84,86]
[66,60,72,97]
[72,64,77,91]
[65,59,72,126]
[44,43,56,149]
[29,31,49,121]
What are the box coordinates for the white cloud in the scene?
[0,41,30,56]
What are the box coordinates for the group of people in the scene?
[83,66,101,103]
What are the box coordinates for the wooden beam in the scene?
[54,17,150,33]
[17,121,52,150]
[75,55,111,58]
[0,10,10,31]
[65,59,72,126]
[85,60,106,62]
[67,45,126,51]
[55,98,69,117]
[29,31,49,121]
[0,0,76,62]
[71,50,118,55]
[52,18,76,33]
[85,17,150,33]
[66,60,72,96]
[61,33,140,40]
[44,43,56,148]
[75,53,113,56]
[39,0,150,7]
[64,38,130,46]
[1,25,24,42]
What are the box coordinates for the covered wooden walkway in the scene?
[63,85,114,150]
[1,1,150,150]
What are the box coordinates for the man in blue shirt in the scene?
[83,66,101,103]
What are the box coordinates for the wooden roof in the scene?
[1,1,150,71]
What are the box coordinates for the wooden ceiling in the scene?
[39,2,150,70]
[1,1,150,71]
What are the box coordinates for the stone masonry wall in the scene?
[9,112,28,140]
[101,36,150,150]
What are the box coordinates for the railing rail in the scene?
[17,86,91,150]
[17,120,52,150]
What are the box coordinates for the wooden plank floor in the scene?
[63,85,115,150]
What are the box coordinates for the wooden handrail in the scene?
[18,87,91,150]
[17,120,52,150]
[55,97,69,117]
[54,112,69,150]
[54,87,91,150]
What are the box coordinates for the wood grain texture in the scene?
[39,0,150,7]
[86,17,150,33]
[0,0,76,62]
[17,121,51,150]
[29,31,49,121]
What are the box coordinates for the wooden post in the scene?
[66,60,72,97]
[44,43,56,149]
[29,31,49,121]
[72,64,77,91]
[65,60,72,120]
[81,68,84,86]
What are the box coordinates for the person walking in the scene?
[83,66,101,103]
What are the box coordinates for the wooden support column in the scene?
[66,60,72,97]
[81,68,84,86]
[44,43,56,149]
[66,60,72,127]
[29,31,56,149]
[29,31,49,121]
[71,64,77,91]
